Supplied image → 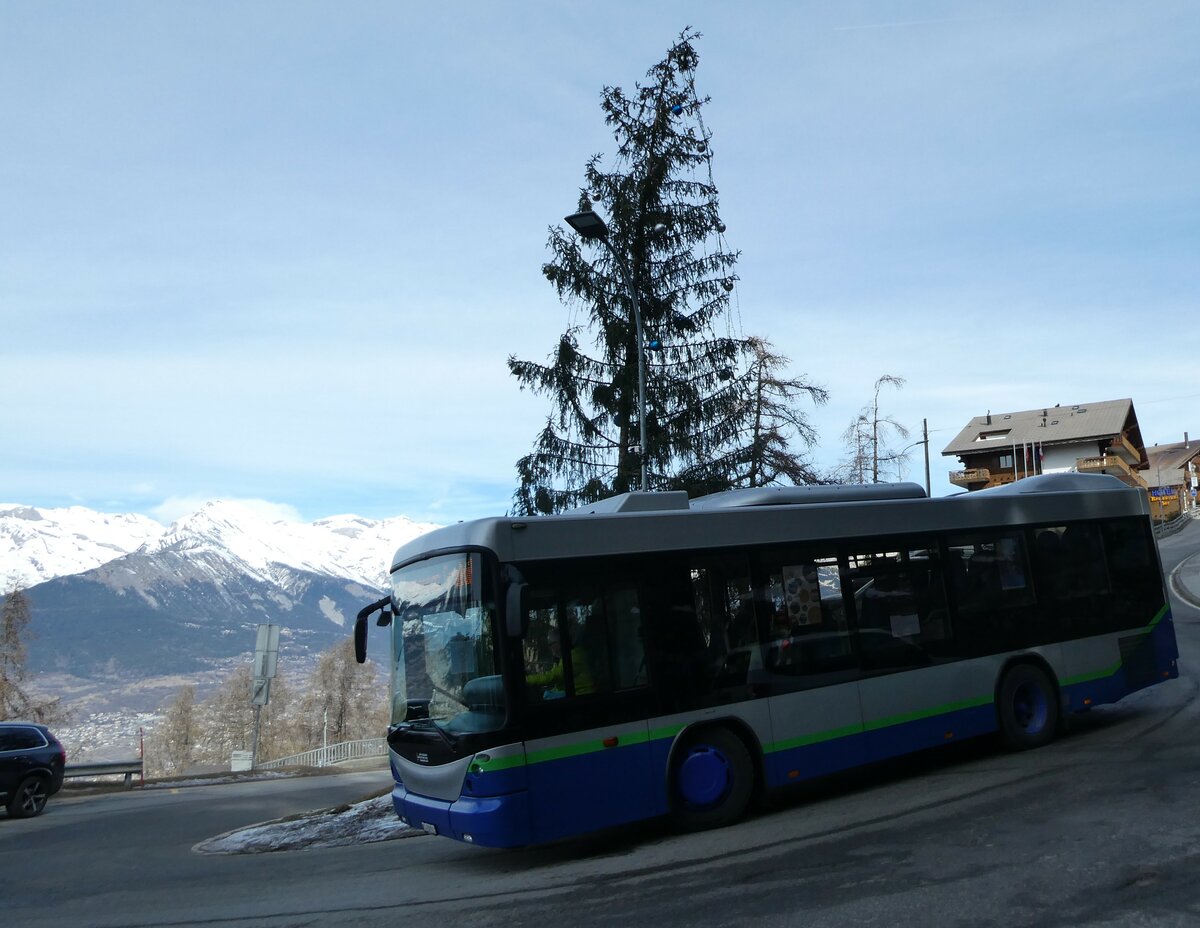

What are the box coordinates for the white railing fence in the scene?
[256,737,388,770]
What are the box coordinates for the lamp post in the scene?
[896,419,932,496]
[565,208,649,492]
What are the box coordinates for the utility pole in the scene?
[923,418,931,496]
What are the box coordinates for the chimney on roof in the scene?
[986,410,992,425]
[1187,432,1191,450]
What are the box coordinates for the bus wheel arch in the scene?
[995,658,1061,750]
[667,722,760,832]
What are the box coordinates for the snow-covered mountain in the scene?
[144,502,435,590]
[1,501,441,676]
[0,501,439,592]
[0,503,165,587]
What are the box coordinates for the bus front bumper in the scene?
[393,782,531,848]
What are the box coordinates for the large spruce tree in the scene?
[510,29,825,514]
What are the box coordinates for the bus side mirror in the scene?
[353,596,391,663]
[503,566,527,638]
[354,613,368,663]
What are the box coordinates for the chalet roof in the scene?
[1145,439,1200,489]
[941,398,1142,457]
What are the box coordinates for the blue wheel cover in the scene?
[678,745,732,807]
[1013,680,1049,734]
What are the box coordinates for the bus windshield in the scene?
[389,552,504,735]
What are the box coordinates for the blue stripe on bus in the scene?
[526,741,659,842]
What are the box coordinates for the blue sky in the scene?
[3,1,1198,525]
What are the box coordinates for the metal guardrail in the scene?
[256,738,388,770]
[1154,510,1193,539]
[64,760,144,789]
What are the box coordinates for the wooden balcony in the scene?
[1106,432,1143,467]
[1076,454,1147,488]
[949,468,992,489]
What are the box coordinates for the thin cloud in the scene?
[151,497,304,526]
[832,16,999,33]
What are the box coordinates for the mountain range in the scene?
[0,502,440,677]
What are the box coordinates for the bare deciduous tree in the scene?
[194,665,300,764]
[145,685,199,776]
[145,638,388,776]
[297,639,388,747]
[839,375,909,484]
[0,577,65,724]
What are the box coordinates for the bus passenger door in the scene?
[847,543,992,760]
[520,582,657,843]
[754,554,867,785]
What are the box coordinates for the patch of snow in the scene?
[144,771,300,789]
[318,595,345,626]
[194,793,418,854]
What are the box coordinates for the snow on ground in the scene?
[194,793,419,854]
[143,771,300,789]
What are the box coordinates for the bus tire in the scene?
[998,664,1059,750]
[670,727,754,832]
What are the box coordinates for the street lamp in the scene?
[895,418,932,496]
[565,208,649,492]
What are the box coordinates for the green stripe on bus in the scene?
[1060,663,1122,686]
[475,725,684,771]
[862,693,994,733]
[1060,603,1169,686]
[525,730,653,765]
[766,693,994,754]
[767,722,864,753]
[471,754,527,772]
[649,723,686,742]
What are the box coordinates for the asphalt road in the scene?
[6,520,1200,928]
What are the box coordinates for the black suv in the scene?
[0,722,66,818]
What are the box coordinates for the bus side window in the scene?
[843,545,960,669]
[755,553,855,681]
[845,551,929,670]
[523,593,568,700]
[1102,518,1162,631]
[563,594,612,696]
[604,586,646,689]
[946,532,1034,652]
[688,556,758,698]
[1029,523,1111,636]
[903,549,956,658]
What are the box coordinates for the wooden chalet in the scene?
[942,398,1149,492]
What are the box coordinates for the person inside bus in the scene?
[526,616,604,698]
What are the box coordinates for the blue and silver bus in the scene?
[354,473,1178,848]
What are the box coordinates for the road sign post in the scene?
[249,624,281,767]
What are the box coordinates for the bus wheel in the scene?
[998,664,1059,750]
[670,728,753,831]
